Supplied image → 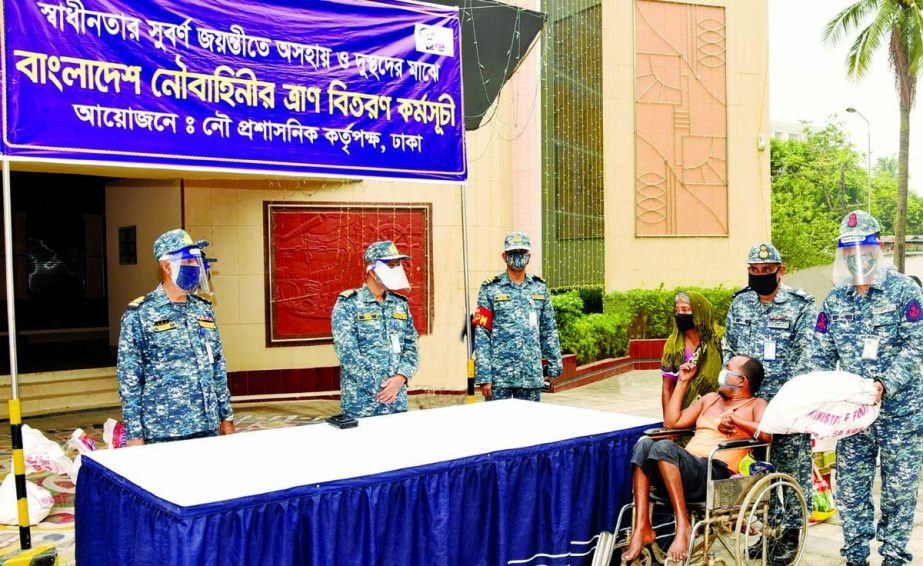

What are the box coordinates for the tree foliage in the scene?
[770,119,923,270]
[770,121,866,270]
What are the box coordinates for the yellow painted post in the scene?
[466,357,476,404]
[7,399,30,549]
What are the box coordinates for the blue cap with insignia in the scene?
[364,240,410,264]
[747,242,781,264]
[503,231,531,252]
[838,210,880,241]
[153,229,209,260]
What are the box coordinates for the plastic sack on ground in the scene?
[0,473,54,526]
[67,428,97,455]
[21,424,75,479]
[810,461,836,523]
[757,371,879,440]
[103,419,126,449]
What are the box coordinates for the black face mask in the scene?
[749,271,780,296]
[675,313,695,332]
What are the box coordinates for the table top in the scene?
[85,400,656,507]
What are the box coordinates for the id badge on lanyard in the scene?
[763,339,776,361]
[390,333,402,354]
[861,336,880,360]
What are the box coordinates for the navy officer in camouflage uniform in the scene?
[117,229,235,446]
[332,240,419,418]
[811,211,923,566]
[474,232,562,402]
[722,242,816,561]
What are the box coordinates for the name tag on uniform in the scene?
[767,319,790,330]
[530,294,546,300]
[152,320,177,332]
[357,313,380,321]
[872,304,897,315]
[862,336,880,360]
[390,333,401,353]
[197,319,217,330]
[495,295,511,301]
[392,312,408,320]
[763,339,777,361]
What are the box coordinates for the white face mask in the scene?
[372,261,410,290]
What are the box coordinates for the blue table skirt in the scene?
[76,423,649,565]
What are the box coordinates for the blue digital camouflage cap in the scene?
[364,240,410,264]
[153,229,209,260]
[747,242,782,264]
[838,210,881,240]
[503,231,531,252]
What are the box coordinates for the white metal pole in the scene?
[3,159,18,400]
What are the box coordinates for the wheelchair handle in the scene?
[643,427,695,439]
[718,438,769,450]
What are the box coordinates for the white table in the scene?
[76,400,656,565]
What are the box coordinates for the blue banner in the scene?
[1,0,467,181]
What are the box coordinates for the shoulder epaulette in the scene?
[733,286,753,297]
[531,274,545,284]
[338,289,357,299]
[389,291,409,302]
[126,296,146,310]
[190,293,212,304]
[788,287,814,302]
[482,275,500,285]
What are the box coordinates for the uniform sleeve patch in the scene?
[473,306,493,331]
[906,299,923,322]
[815,312,828,334]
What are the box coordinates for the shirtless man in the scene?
[623,355,771,563]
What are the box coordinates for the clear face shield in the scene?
[833,234,884,287]
[161,247,211,294]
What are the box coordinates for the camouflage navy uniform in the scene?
[723,243,816,522]
[811,211,923,566]
[474,232,563,402]
[117,231,234,443]
[332,241,419,418]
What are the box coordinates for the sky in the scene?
[768,1,919,193]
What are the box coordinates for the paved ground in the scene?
[1,369,921,565]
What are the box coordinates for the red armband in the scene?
[473,306,493,331]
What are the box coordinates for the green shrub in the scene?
[551,286,604,314]
[551,291,584,354]
[566,312,630,365]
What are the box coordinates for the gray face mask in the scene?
[718,368,744,390]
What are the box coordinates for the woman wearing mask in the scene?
[659,291,724,415]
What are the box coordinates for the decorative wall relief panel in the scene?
[265,203,432,345]
[635,1,728,236]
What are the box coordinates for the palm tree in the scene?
[824,0,923,272]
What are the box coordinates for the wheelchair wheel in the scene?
[733,472,807,565]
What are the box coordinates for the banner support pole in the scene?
[460,183,475,403]
[4,158,31,549]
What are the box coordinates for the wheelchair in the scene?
[592,428,808,566]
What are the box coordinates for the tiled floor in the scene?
[2,370,921,565]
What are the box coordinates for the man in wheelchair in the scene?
[623,355,771,564]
